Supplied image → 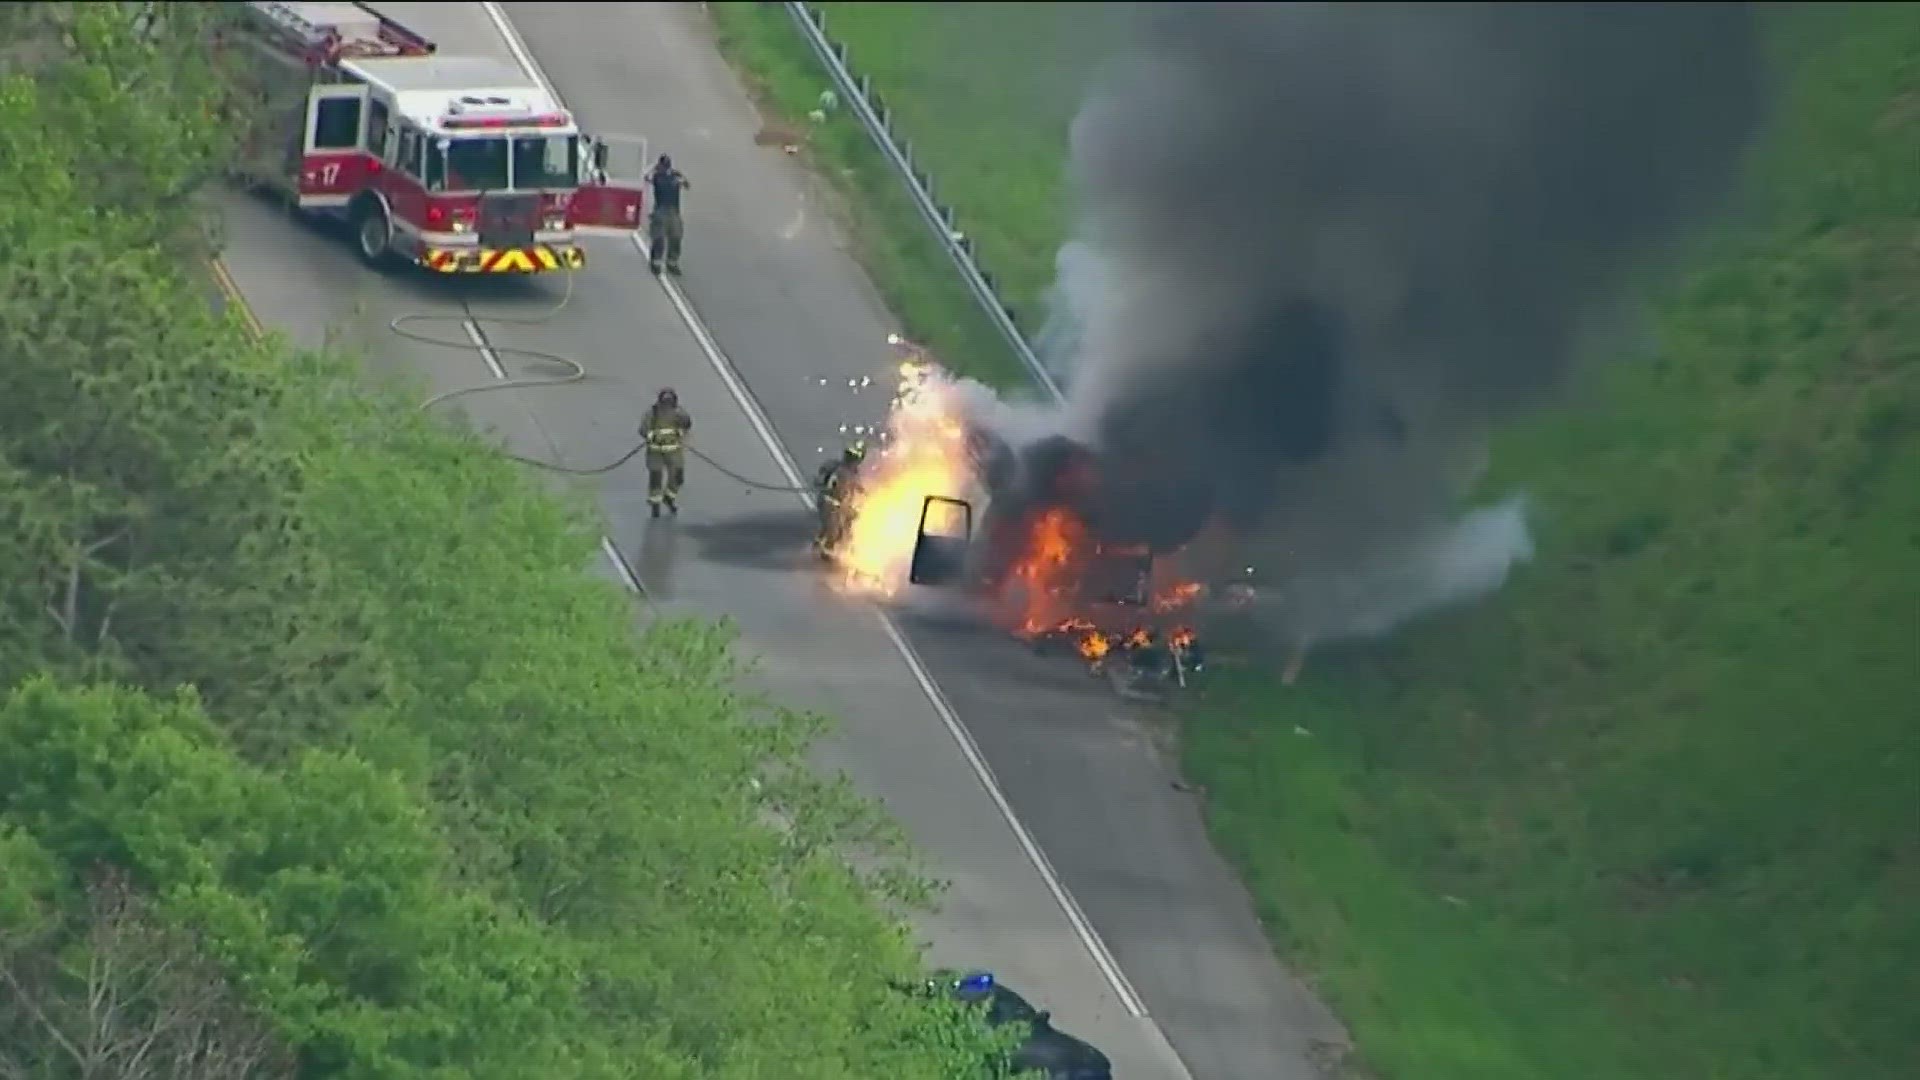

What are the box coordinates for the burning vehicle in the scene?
[958,441,1216,692]
[820,344,1228,693]
[817,5,1765,690]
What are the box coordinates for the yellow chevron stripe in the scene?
[491,248,537,273]
[419,246,585,274]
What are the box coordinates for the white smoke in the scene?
[1033,238,1106,391]
[1247,495,1535,647]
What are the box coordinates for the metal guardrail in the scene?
[782,2,1064,403]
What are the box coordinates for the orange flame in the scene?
[1006,507,1091,632]
[833,354,978,597]
[1078,631,1111,661]
[827,337,1216,686]
[1152,581,1204,613]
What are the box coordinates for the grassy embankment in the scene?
[707,2,1125,388]
[706,4,1920,1079]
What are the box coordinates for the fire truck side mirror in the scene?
[591,139,610,175]
[909,496,973,588]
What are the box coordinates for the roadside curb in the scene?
[209,257,266,339]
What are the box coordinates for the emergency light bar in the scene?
[442,112,570,130]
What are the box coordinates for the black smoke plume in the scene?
[990,1,1769,644]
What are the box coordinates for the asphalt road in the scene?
[215,3,1348,1076]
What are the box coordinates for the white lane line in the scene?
[460,315,639,595]
[479,0,1163,1026]
[600,534,645,595]
[460,318,511,380]
[646,250,1152,1020]
[651,242,1154,1023]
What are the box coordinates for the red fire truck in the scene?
[225,0,649,273]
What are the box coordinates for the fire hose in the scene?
[390,269,1214,686]
[393,262,815,493]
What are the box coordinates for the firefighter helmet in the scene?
[656,387,678,407]
[844,439,867,464]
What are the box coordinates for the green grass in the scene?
[706,4,1920,1079]
[707,3,1050,389]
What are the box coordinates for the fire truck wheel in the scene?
[352,197,393,268]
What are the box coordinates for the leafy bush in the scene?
[0,4,1013,1076]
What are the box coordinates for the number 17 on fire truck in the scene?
[223,1,652,275]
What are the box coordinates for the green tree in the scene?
[0,854,295,1080]
[0,2,246,253]
[282,381,1019,1076]
[0,677,699,1079]
[0,2,1016,1074]
[0,2,369,735]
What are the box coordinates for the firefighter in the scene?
[813,439,867,555]
[642,388,693,517]
[645,154,691,276]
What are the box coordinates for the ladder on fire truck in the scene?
[223,1,433,199]
[242,0,435,66]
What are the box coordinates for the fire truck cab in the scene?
[227,0,649,274]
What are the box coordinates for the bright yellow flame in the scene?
[1078,631,1111,661]
[833,359,976,597]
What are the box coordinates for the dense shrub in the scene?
[0,4,1010,1076]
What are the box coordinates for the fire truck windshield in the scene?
[426,134,579,192]
[511,134,579,189]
